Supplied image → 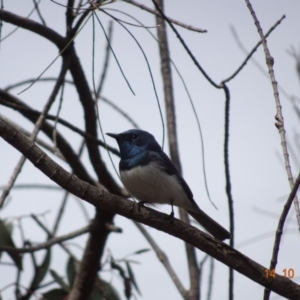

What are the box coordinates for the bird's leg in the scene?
[168,200,174,223]
[137,201,148,212]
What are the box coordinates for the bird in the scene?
[106,129,230,241]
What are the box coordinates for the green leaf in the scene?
[89,287,104,300]
[123,277,131,300]
[91,278,121,300]
[126,261,141,295]
[0,218,22,270]
[111,261,126,279]
[122,259,140,264]
[50,269,70,292]
[133,248,150,255]
[31,248,51,288]
[66,256,76,288]
[42,288,68,300]
[4,221,13,235]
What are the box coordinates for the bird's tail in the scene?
[187,209,231,241]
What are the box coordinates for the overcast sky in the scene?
[1,1,300,299]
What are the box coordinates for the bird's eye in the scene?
[131,134,137,139]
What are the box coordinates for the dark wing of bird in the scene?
[148,150,194,201]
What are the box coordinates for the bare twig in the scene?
[155,0,179,171]
[0,96,120,157]
[93,11,135,96]
[154,2,233,298]
[100,8,165,145]
[75,0,85,16]
[31,214,77,260]
[7,210,51,224]
[95,20,113,99]
[72,6,92,34]
[0,184,61,191]
[52,141,86,235]
[105,7,213,206]
[222,15,285,83]
[99,95,140,128]
[263,172,300,300]
[3,75,139,131]
[155,1,199,299]
[67,38,122,195]
[0,226,90,253]
[4,77,73,91]
[244,1,300,298]
[0,58,69,208]
[123,0,207,33]
[32,0,46,26]
[198,254,209,292]
[133,221,187,298]
[222,83,234,300]
[52,191,70,235]
[230,25,293,102]
[0,282,40,297]
[206,257,214,300]
[0,90,96,186]
[102,11,158,28]
[152,0,219,89]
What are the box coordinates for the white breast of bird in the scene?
[120,162,195,211]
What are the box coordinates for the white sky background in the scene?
[0,0,300,299]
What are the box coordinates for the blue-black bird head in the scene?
[106,129,161,158]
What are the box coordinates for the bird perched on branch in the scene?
[106,129,230,241]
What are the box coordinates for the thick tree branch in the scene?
[0,8,121,194]
[0,9,123,299]
[0,95,120,157]
[1,85,299,300]
[68,210,115,300]
[0,89,95,184]
[67,45,121,194]
[66,0,75,29]
[0,8,65,48]
[0,115,65,161]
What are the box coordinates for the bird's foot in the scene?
[167,210,174,224]
[166,203,175,224]
[137,201,148,212]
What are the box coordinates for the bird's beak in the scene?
[106,133,119,139]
